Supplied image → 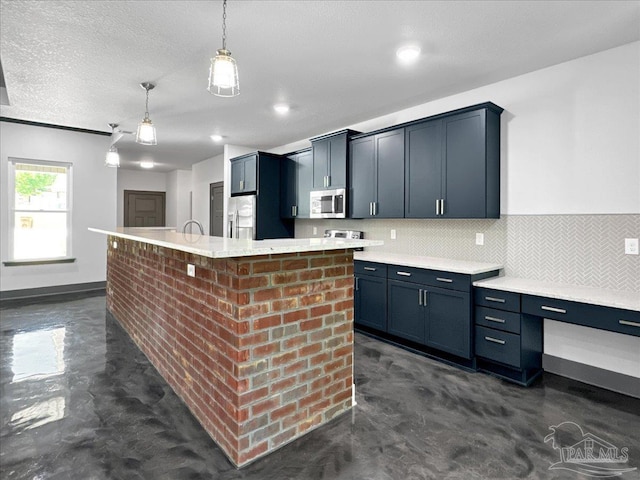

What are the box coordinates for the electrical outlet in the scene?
[187,264,196,277]
[475,233,484,246]
[390,229,397,240]
[625,238,639,255]
[313,227,318,236]
[112,241,118,249]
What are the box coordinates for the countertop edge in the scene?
[354,251,503,275]
[474,276,640,312]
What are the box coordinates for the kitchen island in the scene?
[89,227,383,467]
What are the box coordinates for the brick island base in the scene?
[106,237,354,467]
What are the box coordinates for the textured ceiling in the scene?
[1,0,639,172]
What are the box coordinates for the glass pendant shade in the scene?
[136,117,157,145]
[105,146,120,168]
[208,49,239,97]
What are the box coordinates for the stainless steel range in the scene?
[324,229,363,240]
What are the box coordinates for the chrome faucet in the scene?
[182,219,204,235]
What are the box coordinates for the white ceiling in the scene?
[1,0,639,172]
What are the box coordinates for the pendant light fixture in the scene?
[105,123,120,167]
[136,82,157,145]
[208,0,239,97]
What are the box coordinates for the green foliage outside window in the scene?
[16,172,56,197]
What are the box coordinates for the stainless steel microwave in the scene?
[310,188,346,219]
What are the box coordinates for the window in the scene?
[8,159,72,262]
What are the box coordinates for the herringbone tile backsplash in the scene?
[296,215,640,292]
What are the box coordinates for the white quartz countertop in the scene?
[354,251,503,275]
[474,276,640,312]
[89,227,384,259]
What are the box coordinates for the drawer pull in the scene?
[485,316,506,324]
[363,267,377,271]
[619,320,640,328]
[484,336,506,345]
[396,271,412,277]
[436,277,453,283]
[541,305,566,314]
[485,296,506,303]
[418,289,423,306]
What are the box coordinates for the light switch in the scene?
[313,227,318,236]
[187,264,196,277]
[625,238,639,255]
[475,233,484,246]
[112,241,118,249]
[390,229,397,240]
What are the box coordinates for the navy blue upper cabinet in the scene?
[281,149,313,219]
[311,130,358,190]
[350,128,405,218]
[230,153,257,195]
[405,103,503,218]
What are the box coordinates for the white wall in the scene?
[191,153,225,235]
[0,122,116,292]
[166,169,191,229]
[273,42,640,378]
[116,169,168,226]
[274,42,640,215]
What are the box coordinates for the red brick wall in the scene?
[106,237,354,467]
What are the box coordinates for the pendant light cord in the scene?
[222,0,227,50]
[144,87,150,120]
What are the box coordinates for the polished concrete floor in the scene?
[1,292,639,480]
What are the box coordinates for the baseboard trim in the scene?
[0,281,106,302]
[543,354,640,399]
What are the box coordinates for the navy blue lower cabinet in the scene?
[387,279,425,343]
[474,287,543,386]
[425,287,472,359]
[354,274,387,331]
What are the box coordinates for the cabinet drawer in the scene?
[388,265,470,291]
[475,326,521,368]
[475,306,521,334]
[354,261,387,278]
[522,295,640,337]
[474,288,520,312]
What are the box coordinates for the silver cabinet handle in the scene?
[435,199,439,215]
[418,289,422,306]
[363,267,377,271]
[485,316,506,324]
[485,336,506,345]
[436,277,453,283]
[423,289,428,306]
[485,296,506,303]
[440,199,445,215]
[396,271,412,277]
[541,305,566,314]
[369,202,373,216]
[373,202,377,216]
[355,277,359,291]
[240,179,244,190]
[619,319,640,328]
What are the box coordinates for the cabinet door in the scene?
[405,120,442,218]
[296,150,313,218]
[442,111,485,218]
[350,136,375,218]
[425,286,471,359]
[328,133,348,188]
[280,156,297,218]
[375,129,405,218]
[354,275,387,331]
[243,155,257,193]
[230,159,244,195]
[312,139,329,189]
[387,280,425,343]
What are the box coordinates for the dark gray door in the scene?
[375,128,405,218]
[124,190,165,227]
[209,182,224,237]
[405,120,442,218]
[350,136,375,218]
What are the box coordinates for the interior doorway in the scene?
[209,182,224,236]
[124,190,166,227]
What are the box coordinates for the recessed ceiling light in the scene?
[140,160,154,169]
[273,103,290,115]
[210,134,223,142]
[396,45,421,63]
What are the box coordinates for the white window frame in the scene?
[7,157,73,263]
